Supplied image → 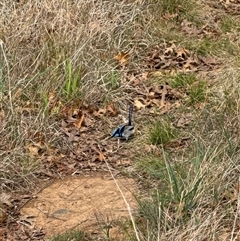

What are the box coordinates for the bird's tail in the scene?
[128,103,134,126]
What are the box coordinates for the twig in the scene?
[102,154,140,241]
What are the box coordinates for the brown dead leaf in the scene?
[33,131,45,142]
[165,137,190,149]
[145,42,220,74]
[183,57,199,71]
[176,115,192,127]
[168,88,183,99]
[74,113,84,129]
[159,101,171,115]
[127,73,139,85]
[28,145,41,156]
[27,142,45,156]
[106,102,118,116]
[194,102,206,109]
[48,91,56,103]
[176,47,190,60]
[147,99,160,108]
[198,55,217,65]
[163,13,178,20]
[98,151,105,162]
[93,108,106,117]
[127,72,149,85]
[164,43,176,55]
[114,52,129,65]
[0,193,11,206]
[134,99,146,110]
[144,144,161,155]
[116,159,131,167]
[91,145,105,162]
[147,84,168,105]
[83,116,94,127]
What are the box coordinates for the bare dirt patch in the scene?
[20,174,136,239]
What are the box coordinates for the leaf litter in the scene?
[144,42,220,73]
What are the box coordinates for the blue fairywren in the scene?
[111,104,134,141]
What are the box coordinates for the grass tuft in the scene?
[64,59,82,100]
[50,229,92,241]
[187,80,207,105]
[149,120,177,145]
[170,72,196,88]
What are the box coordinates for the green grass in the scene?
[136,150,204,238]
[150,0,194,19]
[137,156,165,179]
[220,16,238,33]
[64,59,82,100]
[149,120,177,145]
[194,37,236,56]
[136,101,240,238]
[187,80,207,105]
[41,92,50,115]
[50,230,92,241]
[170,73,196,88]
[168,73,207,105]
[105,70,120,89]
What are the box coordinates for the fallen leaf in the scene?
[176,47,190,60]
[116,159,131,166]
[194,102,206,109]
[198,55,217,65]
[27,142,45,156]
[106,102,118,116]
[98,151,105,162]
[134,99,146,110]
[33,131,45,142]
[48,91,56,103]
[164,43,176,55]
[28,145,41,156]
[165,137,190,149]
[0,193,11,206]
[74,113,84,129]
[114,52,129,65]
[176,115,192,127]
[93,108,106,117]
[144,144,161,155]
[163,13,178,20]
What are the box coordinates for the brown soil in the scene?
[20,174,136,239]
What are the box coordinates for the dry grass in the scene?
[0,0,150,189]
[1,0,240,240]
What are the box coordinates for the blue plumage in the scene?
[111,104,134,141]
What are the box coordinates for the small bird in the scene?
[111,104,134,141]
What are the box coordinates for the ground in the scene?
[1,0,240,240]
[20,174,136,239]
